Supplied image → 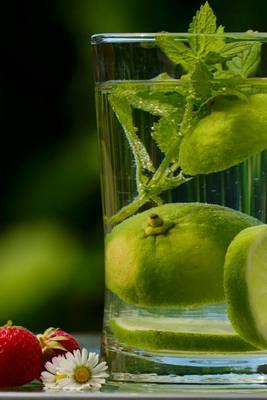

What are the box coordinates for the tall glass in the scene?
[92,33,267,386]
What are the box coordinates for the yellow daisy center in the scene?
[74,366,91,384]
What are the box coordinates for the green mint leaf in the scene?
[205,51,225,65]
[120,87,185,161]
[157,5,225,69]
[108,78,186,96]
[151,73,175,81]
[122,87,185,159]
[226,42,261,78]
[192,37,258,67]
[205,35,248,66]
[110,83,186,115]
[214,70,243,80]
[109,93,155,190]
[202,24,225,56]
[189,2,217,35]
[188,2,218,56]
[191,62,212,99]
[156,35,196,71]
[162,172,192,191]
[220,41,260,59]
[152,117,181,157]
[216,25,225,35]
[125,90,181,117]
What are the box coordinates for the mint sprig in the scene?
[152,116,181,157]
[108,2,262,226]
[155,38,196,71]
[188,1,224,57]
[226,42,261,78]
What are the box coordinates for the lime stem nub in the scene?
[148,214,163,227]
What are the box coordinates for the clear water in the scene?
[102,291,267,385]
[96,79,267,385]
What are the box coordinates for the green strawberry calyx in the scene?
[37,327,68,353]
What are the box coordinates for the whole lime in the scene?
[224,224,267,349]
[106,203,260,307]
[179,94,267,175]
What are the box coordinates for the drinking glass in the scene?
[92,33,267,386]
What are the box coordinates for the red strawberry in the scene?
[37,327,80,364]
[0,322,42,387]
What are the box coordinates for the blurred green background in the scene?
[1,0,267,333]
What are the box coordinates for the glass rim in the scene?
[91,32,267,45]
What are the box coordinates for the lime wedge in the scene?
[225,225,267,349]
[110,317,257,352]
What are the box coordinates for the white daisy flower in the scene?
[41,348,109,392]
[41,355,65,391]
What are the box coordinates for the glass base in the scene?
[104,381,267,396]
[103,335,267,386]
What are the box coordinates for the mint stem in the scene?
[109,193,148,226]
[109,96,194,226]
[148,136,183,187]
[149,94,194,187]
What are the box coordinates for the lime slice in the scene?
[110,317,257,352]
[225,225,267,349]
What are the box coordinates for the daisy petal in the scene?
[41,371,55,383]
[57,377,73,388]
[87,352,99,368]
[65,352,76,368]
[90,378,106,385]
[81,348,88,364]
[73,349,82,364]
[43,385,61,392]
[45,361,57,374]
[92,362,108,373]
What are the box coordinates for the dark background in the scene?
[0,0,267,334]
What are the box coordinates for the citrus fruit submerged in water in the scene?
[224,225,267,349]
[179,94,267,175]
[111,317,257,352]
[106,203,260,307]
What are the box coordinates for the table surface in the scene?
[1,335,267,400]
